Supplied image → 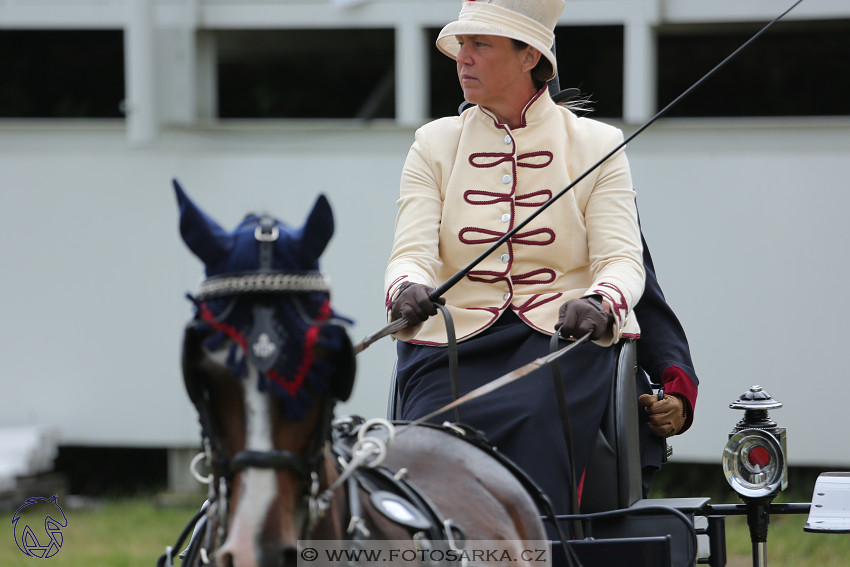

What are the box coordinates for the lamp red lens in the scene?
[748,445,771,468]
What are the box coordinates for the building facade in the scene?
[1,1,849,491]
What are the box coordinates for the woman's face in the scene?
[454,34,537,109]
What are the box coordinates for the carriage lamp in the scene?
[721,385,788,567]
[722,430,785,499]
[722,385,787,499]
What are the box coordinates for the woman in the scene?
[384,0,645,515]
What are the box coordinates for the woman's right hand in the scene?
[390,282,445,326]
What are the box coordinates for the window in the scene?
[0,30,124,118]
[216,29,395,119]
[657,20,850,117]
[553,26,624,118]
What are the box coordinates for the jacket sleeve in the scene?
[582,127,645,345]
[634,221,699,433]
[384,126,444,340]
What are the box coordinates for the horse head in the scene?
[175,180,355,567]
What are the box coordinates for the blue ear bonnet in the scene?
[176,187,331,278]
[174,179,355,419]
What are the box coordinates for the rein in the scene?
[394,331,591,435]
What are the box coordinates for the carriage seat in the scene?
[579,338,644,513]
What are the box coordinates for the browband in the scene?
[196,272,331,300]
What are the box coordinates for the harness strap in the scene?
[436,303,461,423]
[369,465,453,543]
[157,502,210,567]
[549,329,583,539]
[331,425,456,544]
[346,475,371,539]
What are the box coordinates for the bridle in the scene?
[174,215,355,566]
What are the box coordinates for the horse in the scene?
[164,180,554,567]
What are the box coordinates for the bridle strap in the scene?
[230,450,313,480]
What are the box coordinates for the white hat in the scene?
[436,0,564,81]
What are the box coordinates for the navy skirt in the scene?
[396,310,616,515]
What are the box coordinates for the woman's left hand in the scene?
[638,394,687,437]
[556,297,614,340]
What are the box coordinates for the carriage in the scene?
[158,182,849,567]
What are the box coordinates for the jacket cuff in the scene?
[589,282,630,327]
[385,276,409,312]
[661,366,698,434]
[585,282,631,346]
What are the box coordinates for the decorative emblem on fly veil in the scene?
[252,333,277,360]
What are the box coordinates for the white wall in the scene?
[0,123,406,448]
[629,117,850,466]
[631,115,850,468]
[1,118,849,468]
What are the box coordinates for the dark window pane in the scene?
[428,26,623,119]
[0,30,124,118]
[553,26,624,118]
[658,20,850,117]
[217,29,395,119]
[427,28,462,118]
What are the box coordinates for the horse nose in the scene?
[216,539,259,567]
[281,545,298,567]
[259,543,296,567]
[219,542,295,567]
[215,549,237,567]
[215,548,242,567]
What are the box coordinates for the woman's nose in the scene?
[456,44,473,64]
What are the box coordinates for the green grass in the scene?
[724,514,850,567]
[1,495,200,567]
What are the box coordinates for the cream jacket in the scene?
[385,89,644,346]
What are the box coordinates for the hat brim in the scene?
[435,6,558,81]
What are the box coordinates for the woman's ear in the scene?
[523,47,542,73]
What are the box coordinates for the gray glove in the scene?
[556,296,614,340]
[390,283,445,326]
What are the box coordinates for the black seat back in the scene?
[579,339,643,513]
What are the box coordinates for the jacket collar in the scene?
[473,86,554,130]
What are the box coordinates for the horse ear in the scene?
[173,179,234,267]
[289,194,335,263]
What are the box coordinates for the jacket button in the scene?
[500,213,510,222]
[501,174,511,184]
[504,135,512,144]
[499,254,510,263]
[502,292,511,301]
